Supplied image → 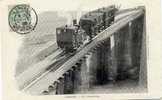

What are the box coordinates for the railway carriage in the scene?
[79,12,104,39]
[96,5,118,27]
[79,5,118,39]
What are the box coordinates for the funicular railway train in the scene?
[56,5,118,53]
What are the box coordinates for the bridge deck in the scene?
[17,8,144,94]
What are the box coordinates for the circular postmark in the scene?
[8,4,38,34]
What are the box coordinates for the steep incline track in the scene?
[18,8,144,94]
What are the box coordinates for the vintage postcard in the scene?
[0,0,162,100]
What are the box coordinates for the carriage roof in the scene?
[56,25,78,30]
[80,6,116,21]
[92,6,116,13]
[80,12,103,21]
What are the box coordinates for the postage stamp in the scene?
[8,4,38,34]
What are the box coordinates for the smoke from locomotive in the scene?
[56,5,118,53]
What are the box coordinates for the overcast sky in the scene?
[26,0,146,13]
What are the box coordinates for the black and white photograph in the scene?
[1,0,162,99]
[14,4,147,95]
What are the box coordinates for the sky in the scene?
[1,0,146,13]
[28,0,145,13]
[27,0,146,25]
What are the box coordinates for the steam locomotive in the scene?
[56,5,118,53]
[56,25,85,52]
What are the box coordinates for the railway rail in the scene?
[16,49,63,90]
[17,8,145,94]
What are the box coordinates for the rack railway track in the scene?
[16,8,145,95]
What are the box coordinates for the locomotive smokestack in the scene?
[73,19,77,25]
